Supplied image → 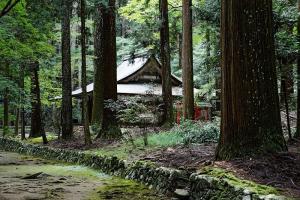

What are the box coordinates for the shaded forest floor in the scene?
[0,151,169,200]
[20,122,300,199]
[39,130,300,199]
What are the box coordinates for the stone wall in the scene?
[0,138,187,194]
[189,174,286,200]
[0,138,287,200]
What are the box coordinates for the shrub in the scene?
[172,119,220,145]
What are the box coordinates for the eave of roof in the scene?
[71,83,199,97]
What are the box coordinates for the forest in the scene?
[0,0,300,199]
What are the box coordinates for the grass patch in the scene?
[27,133,57,144]
[87,131,184,160]
[133,131,183,147]
[201,167,283,196]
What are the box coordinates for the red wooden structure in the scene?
[176,102,211,124]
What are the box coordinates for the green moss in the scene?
[1,163,111,181]
[200,167,281,196]
[27,134,57,144]
[88,177,168,200]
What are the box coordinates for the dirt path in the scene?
[0,151,168,200]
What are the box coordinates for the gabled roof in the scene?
[72,57,186,97]
[117,57,146,82]
[117,56,182,84]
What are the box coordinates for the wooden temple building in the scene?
[71,56,211,124]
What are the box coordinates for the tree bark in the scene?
[160,0,173,126]
[206,28,211,60]
[280,60,294,103]
[29,62,42,138]
[296,0,300,138]
[91,4,104,129]
[279,59,292,140]
[61,0,73,140]
[182,0,194,120]
[178,33,182,69]
[80,0,91,145]
[3,64,9,136]
[14,108,19,136]
[20,65,25,140]
[216,0,287,160]
[97,0,121,139]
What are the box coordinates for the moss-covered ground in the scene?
[0,151,169,200]
[89,178,168,200]
[11,127,300,199]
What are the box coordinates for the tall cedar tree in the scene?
[61,0,73,140]
[160,0,173,126]
[3,64,9,136]
[80,0,91,145]
[92,1,121,139]
[216,0,287,160]
[182,0,194,119]
[99,0,121,139]
[92,4,104,129]
[296,0,300,138]
[29,62,48,144]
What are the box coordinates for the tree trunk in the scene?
[20,65,25,140]
[14,108,19,136]
[61,0,73,140]
[178,33,182,69]
[29,62,42,138]
[97,0,121,139]
[3,64,9,136]
[296,0,300,138]
[279,59,292,140]
[80,0,91,145]
[206,28,211,61]
[216,0,287,160]
[160,0,173,126]
[182,0,194,120]
[280,58,294,103]
[91,4,104,129]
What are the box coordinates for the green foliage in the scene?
[134,131,183,147]
[0,0,59,134]
[172,119,220,145]
[117,97,148,124]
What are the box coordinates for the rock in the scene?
[243,195,252,200]
[23,193,45,200]
[174,189,189,200]
[22,172,43,179]
[262,194,287,200]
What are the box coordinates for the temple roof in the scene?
[71,57,191,97]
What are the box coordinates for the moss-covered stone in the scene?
[190,167,290,200]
